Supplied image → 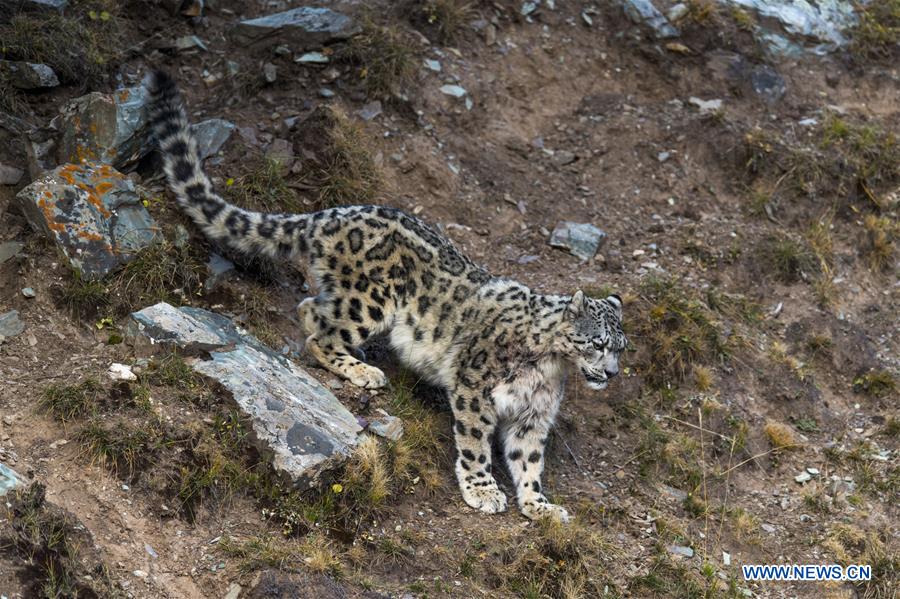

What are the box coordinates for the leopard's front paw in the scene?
[521,497,570,523]
[345,363,388,389]
[461,484,508,514]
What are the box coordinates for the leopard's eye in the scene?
[592,338,606,350]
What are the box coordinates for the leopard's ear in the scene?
[566,290,585,319]
[606,294,622,313]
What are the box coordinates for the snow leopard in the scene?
[145,71,626,522]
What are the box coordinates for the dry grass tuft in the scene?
[291,105,384,209]
[763,420,800,450]
[824,524,898,598]
[754,233,818,283]
[406,0,472,44]
[41,378,103,422]
[340,20,418,98]
[630,277,730,388]
[0,1,122,84]
[853,369,898,399]
[848,0,900,60]
[862,214,898,272]
[3,484,116,598]
[227,155,303,213]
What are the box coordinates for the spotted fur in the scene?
[145,71,627,522]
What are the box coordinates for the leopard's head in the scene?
[560,290,627,390]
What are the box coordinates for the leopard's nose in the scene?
[605,365,619,378]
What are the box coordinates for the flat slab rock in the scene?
[127,303,363,489]
[0,60,59,89]
[15,162,161,280]
[230,6,360,49]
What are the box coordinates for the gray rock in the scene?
[231,7,360,49]
[666,3,688,22]
[127,303,363,489]
[55,85,152,171]
[174,35,207,52]
[15,162,162,280]
[191,119,236,161]
[424,59,442,72]
[265,138,294,171]
[0,241,24,265]
[718,0,857,54]
[0,0,66,18]
[318,88,335,98]
[21,287,35,298]
[0,60,59,89]
[688,96,723,114]
[357,100,382,121]
[549,222,607,261]
[0,310,25,344]
[761,523,777,533]
[263,62,278,83]
[0,162,24,185]
[295,52,329,64]
[0,462,22,497]
[794,471,812,483]
[440,84,467,98]
[367,410,403,442]
[750,64,787,104]
[622,0,680,39]
[552,150,577,166]
[205,253,235,291]
[667,544,694,558]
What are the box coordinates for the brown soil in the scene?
[1,1,897,598]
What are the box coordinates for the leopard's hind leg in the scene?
[298,296,388,389]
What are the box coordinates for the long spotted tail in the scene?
[144,70,308,258]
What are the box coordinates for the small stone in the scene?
[205,253,235,291]
[806,467,820,475]
[368,410,403,442]
[0,163,24,185]
[263,62,278,83]
[21,287,35,298]
[667,3,688,22]
[424,59,441,72]
[794,471,812,484]
[521,2,538,16]
[318,88,335,98]
[549,222,607,261]
[0,241,24,265]
[667,545,694,558]
[174,35,208,52]
[761,523,776,533]
[440,84,467,98]
[108,363,137,381]
[657,151,671,163]
[0,310,25,344]
[688,97,723,114]
[326,378,344,390]
[723,551,731,566]
[223,584,242,599]
[295,52,330,64]
[552,150,577,166]
[133,570,148,578]
[357,100,383,121]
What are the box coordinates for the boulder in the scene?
[14,162,161,280]
[55,85,152,171]
[230,7,360,49]
[0,60,59,89]
[549,222,607,261]
[127,303,363,489]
